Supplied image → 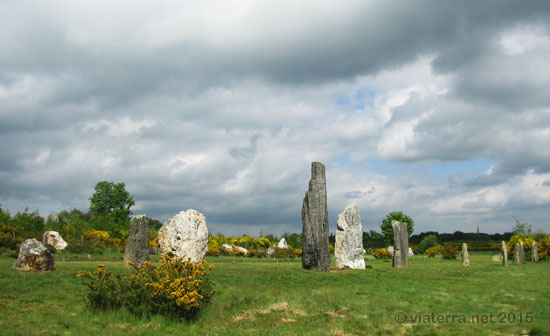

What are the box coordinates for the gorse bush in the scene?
[373,248,391,259]
[426,245,443,258]
[441,243,459,259]
[77,256,215,320]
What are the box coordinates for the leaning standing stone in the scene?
[124,214,150,269]
[278,238,288,249]
[158,209,209,264]
[532,241,539,263]
[15,239,54,271]
[301,162,330,272]
[461,243,470,267]
[42,231,68,251]
[392,221,409,268]
[502,241,508,266]
[335,203,365,269]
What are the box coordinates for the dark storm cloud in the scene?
[1,1,549,234]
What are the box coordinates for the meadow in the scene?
[0,252,549,336]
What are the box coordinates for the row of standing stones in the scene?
[14,162,543,271]
[461,240,540,267]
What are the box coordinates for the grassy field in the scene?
[0,252,549,336]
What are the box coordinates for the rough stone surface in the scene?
[124,214,150,269]
[514,243,525,265]
[532,241,539,263]
[502,241,508,266]
[392,221,409,268]
[267,246,275,255]
[387,246,394,255]
[15,239,54,271]
[301,162,330,272]
[157,209,209,263]
[519,242,525,264]
[335,203,365,269]
[461,243,470,267]
[278,238,288,249]
[42,231,68,251]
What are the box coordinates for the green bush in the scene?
[247,249,267,258]
[441,243,459,259]
[270,247,297,258]
[419,235,438,253]
[77,256,215,320]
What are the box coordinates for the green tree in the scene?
[89,181,135,237]
[381,211,414,245]
[419,234,439,253]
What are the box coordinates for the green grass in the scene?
[0,253,549,335]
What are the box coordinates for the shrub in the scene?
[76,264,123,310]
[247,249,267,258]
[206,246,220,256]
[419,235,439,253]
[373,248,391,259]
[270,247,295,258]
[77,256,215,320]
[441,243,459,259]
[426,245,443,258]
[293,248,302,256]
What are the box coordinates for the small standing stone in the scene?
[392,221,409,268]
[519,242,525,264]
[278,238,288,249]
[532,241,539,263]
[335,203,365,269]
[15,239,54,271]
[301,162,330,272]
[461,243,470,267]
[502,241,508,266]
[124,214,150,269]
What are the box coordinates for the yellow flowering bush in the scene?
[77,256,215,320]
[76,264,123,310]
[83,229,124,249]
[373,248,391,259]
[426,245,443,258]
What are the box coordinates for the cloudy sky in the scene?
[1,1,550,236]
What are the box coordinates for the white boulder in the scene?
[158,209,209,263]
[42,231,68,251]
[335,203,366,269]
[278,238,288,249]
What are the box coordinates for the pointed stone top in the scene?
[133,214,148,220]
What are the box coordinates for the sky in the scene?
[1,1,550,236]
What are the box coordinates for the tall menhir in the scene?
[301,162,330,271]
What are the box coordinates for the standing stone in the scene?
[387,246,394,255]
[15,239,54,271]
[335,203,366,269]
[519,242,525,264]
[301,162,330,272]
[408,248,414,256]
[514,243,525,265]
[392,221,409,268]
[461,243,470,267]
[158,209,209,264]
[532,241,539,263]
[267,245,275,255]
[278,238,288,249]
[42,231,68,251]
[502,241,508,266]
[124,214,150,269]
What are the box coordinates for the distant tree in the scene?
[512,216,532,236]
[381,211,414,245]
[361,230,386,249]
[89,181,135,237]
[11,208,45,237]
[419,234,439,253]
